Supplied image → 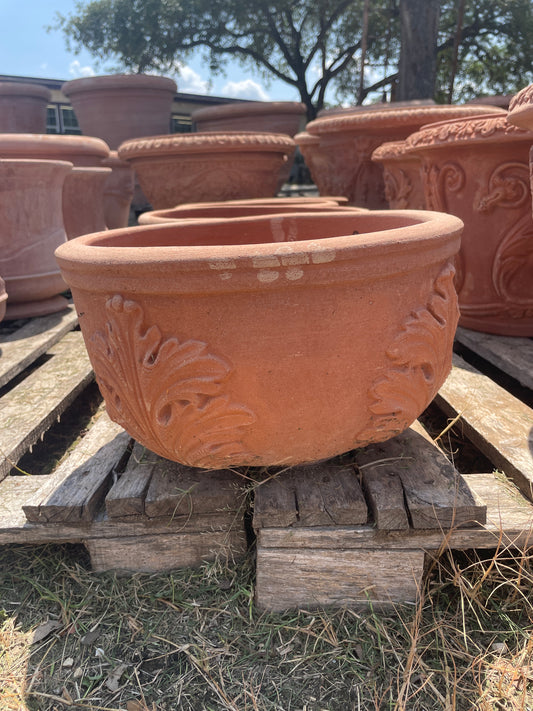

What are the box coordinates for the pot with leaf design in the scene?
[405,113,533,336]
[371,140,425,210]
[55,209,462,469]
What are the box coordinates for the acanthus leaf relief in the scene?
[492,214,533,317]
[89,295,256,467]
[476,162,530,213]
[356,263,459,445]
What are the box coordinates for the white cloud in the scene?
[69,60,96,78]
[221,79,269,101]
[175,63,210,94]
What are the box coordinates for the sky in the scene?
[0,0,299,101]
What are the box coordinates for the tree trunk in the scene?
[397,0,440,100]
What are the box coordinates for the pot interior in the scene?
[83,212,430,249]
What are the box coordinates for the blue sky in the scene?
[0,0,298,101]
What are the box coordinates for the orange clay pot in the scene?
[371,140,425,209]
[298,104,505,207]
[138,202,364,225]
[55,209,462,469]
[1,159,71,319]
[62,74,177,150]
[405,113,533,336]
[0,82,51,133]
[118,132,296,209]
[191,101,306,136]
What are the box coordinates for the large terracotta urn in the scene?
[138,202,364,225]
[191,101,306,136]
[117,132,296,209]
[0,82,51,133]
[1,159,71,319]
[63,167,111,239]
[298,104,505,207]
[101,151,135,229]
[405,113,533,336]
[62,74,177,150]
[371,140,425,209]
[55,209,462,469]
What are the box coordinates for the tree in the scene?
[397,0,440,100]
[54,0,391,119]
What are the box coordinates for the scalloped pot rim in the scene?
[55,210,463,293]
[306,105,506,135]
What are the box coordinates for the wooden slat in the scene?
[0,331,94,481]
[0,305,78,388]
[144,460,246,518]
[455,327,533,391]
[356,427,486,529]
[436,354,533,502]
[86,528,247,573]
[253,461,367,529]
[255,548,426,610]
[105,442,157,518]
[362,469,410,530]
[22,414,130,523]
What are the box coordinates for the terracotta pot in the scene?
[138,202,364,225]
[101,151,135,229]
[55,209,462,469]
[371,140,425,209]
[507,84,533,129]
[405,113,533,336]
[191,101,306,136]
[1,159,71,319]
[62,74,177,150]
[466,95,514,110]
[0,82,51,133]
[63,167,111,239]
[0,277,7,322]
[300,104,506,207]
[118,132,296,209]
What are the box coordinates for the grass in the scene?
[0,541,532,710]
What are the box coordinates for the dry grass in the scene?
[0,540,532,711]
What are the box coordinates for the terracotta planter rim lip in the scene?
[0,158,73,170]
[62,73,177,95]
[294,131,319,144]
[69,166,112,174]
[0,82,51,100]
[0,133,110,158]
[56,209,463,268]
[508,84,533,128]
[404,112,533,152]
[139,204,365,223]
[118,131,296,158]
[371,140,411,161]
[305,104,505,135]
[191,100,306,122]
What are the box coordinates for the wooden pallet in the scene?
[0,312,532,610]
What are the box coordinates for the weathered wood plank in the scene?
[105,442,157,518]
[144,460,246,518]
[0,331,94,481]
[356,427,486,529]
[253,461,367,529]
[255,548,426,610]
[436,354,533,502]
[362,469,410,530]
[0,305,78,389]
[22,414,130,523]
[455,327,533,391]
[86,527,247,573]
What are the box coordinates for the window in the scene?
[171,114,192,133]
[60,106,81,134]
[46,105,59,133]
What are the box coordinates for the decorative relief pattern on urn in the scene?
[356,263,459,445]
[475,161,530,213]
[492,215,533,318]
[383,168,412,209]
[89,295,256,467]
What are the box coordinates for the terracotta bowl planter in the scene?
[63,167,111,239]
[55,209,462,468]
[371,140,425,209]
[118,132,296,209]
[1,159,71,319]
[138,202,364,225]
[191,101,306,136]
[0,82,51,133]
[405,113,533,336]
[62,74,177,150]
[101,151,135,229]
[0,277,7,322]
[299,104,506,207]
